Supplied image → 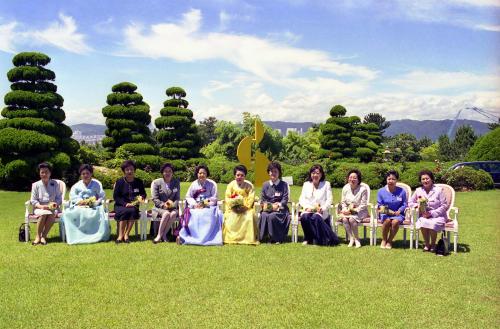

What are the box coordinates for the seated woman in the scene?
[62,164,109,244]
[259,161,290,244]
[178,165,223,246]
[151,163,180,244]
[376,170,407,249]
[339,169,369,248]
[223,165,258,245]
[409,170,448,252]
[299,164,339,246]
[113,160,147,244]
[30,162,63,245]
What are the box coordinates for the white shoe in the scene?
[355,239,361,248]
[302,241,308,245]
[348,239,354,247]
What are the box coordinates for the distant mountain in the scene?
[385,119,490,140]
[71,123,106,135]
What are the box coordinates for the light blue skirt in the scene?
[62,205,110,245]
[179,206,223,246]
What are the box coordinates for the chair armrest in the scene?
[25,200,31,219]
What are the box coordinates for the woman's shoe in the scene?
[380,241,387,249]
[40,238,47,245]
[348,239,354,247]
[385,243,392,249]
[423,246,429,252]
[354,239,361,248]
[302,241,308,245]
[124,239,130,244]
[115,239,123,244]
[152,239,160,244]
[32,241,40,246]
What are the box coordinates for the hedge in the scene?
[102,105,151,122]
[163,98,189,108]
[443,167,494,191]
[0,117,72,138]
[1,106,66,122]
[106,92,143,106]
[111,82,137,93]
[7,66,55,82]
[159,107,193,117]
[155,116,194,129]
[11,81,57,92]
[12,52,51,67]
[0,127,58,153]
[4,90,64,108]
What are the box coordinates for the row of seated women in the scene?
[30,160,449,252]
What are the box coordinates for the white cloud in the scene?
[123,9,377,82]
[390,70,500,93]
[0,14,91,54]
[474,23,500,31]
[0,22,18,53]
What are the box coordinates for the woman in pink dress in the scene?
[409,170,448,252]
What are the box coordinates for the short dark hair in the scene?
[160,163,174,174]
[79,164,93,175]
[346,169,362,183]
[120,160,136,172]
[267,161,282,177]
[195,164,210,177]
[385,169,399,180]
[38,162,52,173]
[307,164,325,182]
[234,164,247,176]
[418,169,434,183]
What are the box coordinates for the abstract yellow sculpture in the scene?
[237,120,270,187]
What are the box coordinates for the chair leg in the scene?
[415,230,419,249]
[25,222,30,242]
[403,229,407,249]
[134,221,138,237]
[409,228,414,250]
[454,232,458,253]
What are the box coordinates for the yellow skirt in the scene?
[223,209,259,245]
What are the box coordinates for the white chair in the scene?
[141,181,182,241]
[415,184,459,253]
[333,182,374,245]
[372,182,415,249]
[24,179,67,242]
[105,183,140,239]
[291,202,332,243]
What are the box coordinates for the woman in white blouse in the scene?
[298,164,339,246]
[339,169,369,248]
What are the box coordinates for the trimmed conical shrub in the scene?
[155,86,201,159]
[102,82,162,168]
[0,52,79,189]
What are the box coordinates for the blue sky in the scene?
[1,0,499,125]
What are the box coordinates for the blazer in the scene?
[151,178,181,210]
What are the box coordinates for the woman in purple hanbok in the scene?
[409,170,448,252]
[178,165,223,246]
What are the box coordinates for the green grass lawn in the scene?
[0,186,499,328]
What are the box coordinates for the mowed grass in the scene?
[0,184,499,328]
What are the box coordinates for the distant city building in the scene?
[72,130,105,144]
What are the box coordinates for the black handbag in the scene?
[435,232,449,256]
[18,223,27,242]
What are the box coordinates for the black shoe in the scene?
[32,241,40,246]
[152,239,160,244]
[115,239,123,244]
[40,239,47,245]
[124,239,130,244]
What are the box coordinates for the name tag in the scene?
[133,188,140,193]
[172,188,178,193]
[274,192,281,197]
[396,197,402,201]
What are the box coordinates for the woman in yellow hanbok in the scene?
[223,165,259,245]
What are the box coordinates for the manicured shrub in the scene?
[0,52,78,189]
[102,82,156,154]
[155,86,201,159]
[443,167,494,191]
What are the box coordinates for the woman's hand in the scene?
[272,203,280,211]
[422,211,431,218]
[341,209,350,216]
[317,207,323,213]
[125,203,134,208]
[394,210,401,216]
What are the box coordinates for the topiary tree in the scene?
[466,127,500,161]
[320,105,380,162]
[0,52,79,189]
[155,86,201,159]
[320,105,356,160]
[102,82,161,169]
